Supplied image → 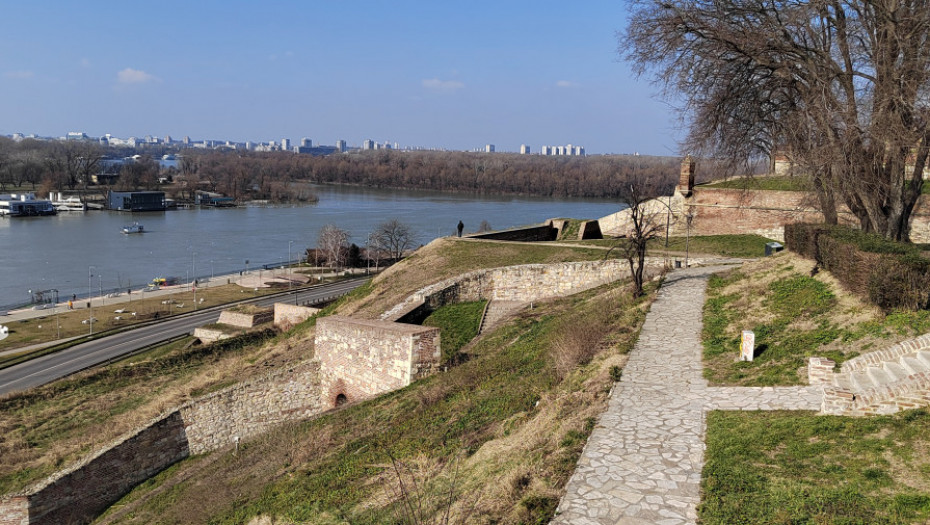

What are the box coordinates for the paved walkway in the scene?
[552,265,822,525]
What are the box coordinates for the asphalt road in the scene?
[0,278,367,396]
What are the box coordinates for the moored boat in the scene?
[0,193,57,216]
[121,222,144,234]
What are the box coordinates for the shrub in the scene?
[784,223,930,311]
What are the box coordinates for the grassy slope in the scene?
[337,237,615,320]
[575,234,778,259]
[701,252,930,386]
[0,330,291,495]
[0,239,626,504]
[702,410,930,524]
[703,175,813,191]
[701,251,930,523]
[96,281,653,524]
[422,300,486,363]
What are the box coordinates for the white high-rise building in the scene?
[281,138,291,151]
[363,139,375,150]
[520,144,530,154]
[300,138,312,147]
[485,144,495,153]
[336,139,347,153]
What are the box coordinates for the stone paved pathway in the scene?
[552,265,822,525]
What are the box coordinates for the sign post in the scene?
[740,330,755,362]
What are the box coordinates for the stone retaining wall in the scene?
[381,259,640,322]
[181,360,323,454]
[217,308,274,328]
[0,412,189,525]
[316,316,440,407]
[273,303,320,329]
[0,358,324,525]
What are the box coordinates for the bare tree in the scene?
[606,169,672,297]
[623,0,930,240]
[372,218,417,260]
[317,224,349,270]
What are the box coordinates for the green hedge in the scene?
[784,223,930,311]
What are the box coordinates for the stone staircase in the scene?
[810,334,930,415]
[477,300,525,335]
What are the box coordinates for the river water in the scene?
[0,184,622,309]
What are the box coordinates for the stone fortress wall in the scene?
[381,259,644,323]
[598,156,930,243]
[315,317,440,406]
[0,257,640,525]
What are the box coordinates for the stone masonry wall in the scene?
[273,303,320,329]
[0,411,189,525]
[181,359,323,455]
[381,259,640,322]
[315,316,440,406]
[598,186,930,243]
[0,359,325,524]
[217,308,274,328]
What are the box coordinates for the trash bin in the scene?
[764,242,784,256]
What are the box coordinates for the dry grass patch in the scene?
[0,328,313,495]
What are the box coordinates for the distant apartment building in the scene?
[540,144,585,156]
[281,138,291,151]
[363,139,375,150]
[520,144,530,154]
[67,131,88,141]
[301,138,312,148]
[485,144,495,153]
[336,139,347,153]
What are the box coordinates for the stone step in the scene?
[866,367,893,388]
[901,355,930,375]
[917,350,930,368]
[832,374,857,392]
[848,370,873,392]
[884,362,910,382]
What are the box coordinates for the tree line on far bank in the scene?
[0,136,689,201]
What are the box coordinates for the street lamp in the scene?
[88,265,95,335]
[288,241,295,305]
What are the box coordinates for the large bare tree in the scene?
[372,218,417,261]
[623,0,930,240]
[317,224,349,270]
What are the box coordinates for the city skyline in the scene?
[0,1,682,156]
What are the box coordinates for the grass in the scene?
[701,409,930,524]
[422,300,487,363]
[576,234,778,259]
[702,252,930,386]
[338,237,616,320]
[95,279,653,525]
[703,175,813,192]
[0,329,287,495]
[0,282,289,356]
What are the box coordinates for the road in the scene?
[0,278,367,396]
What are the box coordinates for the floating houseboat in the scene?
[0,193,57,217]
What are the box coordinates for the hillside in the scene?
[0,239,621,500]
[95,264,652,524]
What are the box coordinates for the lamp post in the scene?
[88,265,95,335]
[192,250,197,310]
[288,240,295,305]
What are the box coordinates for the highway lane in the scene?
[0,277,367,395]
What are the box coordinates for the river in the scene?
[0,184,622,310]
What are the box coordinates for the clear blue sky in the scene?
[0,1,682,155]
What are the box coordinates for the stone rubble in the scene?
[552,265,821,525]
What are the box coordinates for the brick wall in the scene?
[0,496,27,525]
[598,186,930,243]
[315,316,441,406]
[467,222,557,242]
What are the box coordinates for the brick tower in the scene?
[678,155,695,197]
